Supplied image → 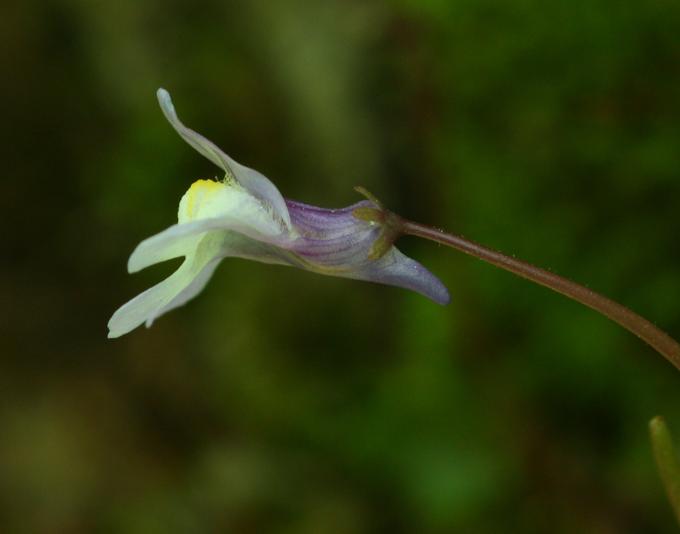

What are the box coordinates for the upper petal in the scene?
[157,88,292,230]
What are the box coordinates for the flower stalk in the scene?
[354,193,680,371]
[400,219,680,371]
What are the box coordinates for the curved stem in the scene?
[400,218,680,372]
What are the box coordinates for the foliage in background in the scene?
[1,0,680,532]
[650,417,680,526]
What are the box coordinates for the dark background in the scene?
[2,0,680,532]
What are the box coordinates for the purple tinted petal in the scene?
[286,199,373,238]
[285,199,378,267]
[282,199,450,304]
[351,247,450,305]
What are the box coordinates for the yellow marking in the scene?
[185,179,223,219]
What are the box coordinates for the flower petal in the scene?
[127,221,205,273]
[128,214,290,274]
[108,258,206,338]
[145,258,222,327]
[283,200,450,304]
[109,227,298,338]
[157,88,292,229]
[285,199,378,266]
[146,232,300,328]
[347,247,450,305]
[108,232,225,338]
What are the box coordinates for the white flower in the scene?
[107,89,448,338]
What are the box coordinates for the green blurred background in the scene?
[2,0,680,532]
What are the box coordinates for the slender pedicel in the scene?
[396,216,680,371]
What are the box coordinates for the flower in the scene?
[107,89,449,338]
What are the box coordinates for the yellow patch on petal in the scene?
[175,178,283,236]
[179,179,225,221]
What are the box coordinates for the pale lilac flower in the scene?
[107,89,449,338]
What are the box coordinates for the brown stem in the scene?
[400,218,680,372]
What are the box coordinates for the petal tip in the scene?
[126,248,144,274]
[107,329,120,339]
[363,248,451,306]
[156,87,171,106]
[434,286,451,306]
[156,87,178,122]
[419,271,450,306]
[106,316,127,339]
